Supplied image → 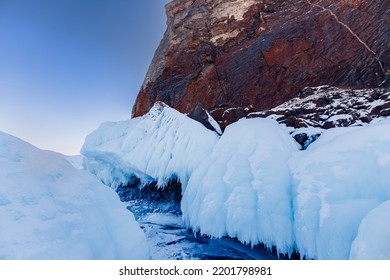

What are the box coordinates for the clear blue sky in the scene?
[0,0,169,155]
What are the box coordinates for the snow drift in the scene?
[182,118,299,255]
[0,131,149,260]
[81,102,219,190]
[290,119,390,259]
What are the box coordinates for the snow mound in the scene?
[350,200,390,260]
[181,118,299,255]
[290,119,390,259]
[0,131,149,260]
[81,102,219,190]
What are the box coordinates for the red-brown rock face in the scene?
[132,0,389,125]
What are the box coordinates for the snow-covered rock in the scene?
[350,200,390,260]
[0,131,149,260]
[81,102,219,190]
[249,87,390,148]
[290,119,390,259]
[250,87,390,131]
[181,118,299,255]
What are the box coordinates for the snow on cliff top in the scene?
[0,131,149,259]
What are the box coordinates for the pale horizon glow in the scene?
[0,0,169,155]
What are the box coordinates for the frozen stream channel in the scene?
[124,199,280,260]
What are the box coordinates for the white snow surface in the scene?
[350,200,390,260]
[290,118,390,259]
[0,131,149,260]
[182,118,299,255]
[81,102,219,190]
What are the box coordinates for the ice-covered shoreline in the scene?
[81,103,390,260]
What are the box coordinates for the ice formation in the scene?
[0,131,149,259]
[81,102,219,190]
[81,101,390,259]
[181,118,299,255]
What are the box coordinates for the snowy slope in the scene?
[182,118,299,255]
[0,131,149,260]
[81,102,219,190]
[290,119,390,259]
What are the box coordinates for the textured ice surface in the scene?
[81,102,219,190]
[182,118,299,255]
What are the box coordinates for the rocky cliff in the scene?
[132,0,389,128]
